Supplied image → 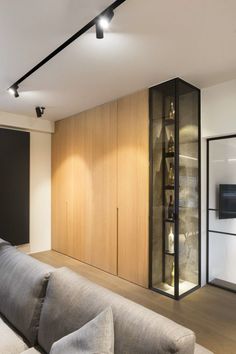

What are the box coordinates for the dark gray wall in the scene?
[0,128,29,245]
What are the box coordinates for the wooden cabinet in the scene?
[72,103,118,275]
[52,103,118,275]
[117,90,149,287]
[52,91,149,287]
[52,117,75,257]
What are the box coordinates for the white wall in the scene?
[201,78,236,285]
[0,111,54,253]
[202,79,236,139]
[0,110,54,133]
[30,132,51,253]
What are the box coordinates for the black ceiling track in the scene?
[8,0,126,90]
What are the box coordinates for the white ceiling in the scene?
[0,0,236,121]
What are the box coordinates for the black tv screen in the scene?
[219,184,236,219]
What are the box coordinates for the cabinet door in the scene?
[73,102,118,275]
[117,90,149,287]
[52,118,75,257]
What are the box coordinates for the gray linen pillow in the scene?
[50,307,114,354]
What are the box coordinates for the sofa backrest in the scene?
[0,240,54,345]
[38,267,196,354]
[0,238,10,247]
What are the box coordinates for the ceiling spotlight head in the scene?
[96,22,104,39]
[8,88,15,95]
[99,17,110,30]
[96,9,114,39]
[8,85,19,98]
[106,9,114,22]
[35,106,45,118]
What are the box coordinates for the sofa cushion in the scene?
[0,316,29,354]
[0,237,10,247]
[21,349,41,354]
[50,307,114,354]
[0,243,54,345]
[38,267,195,354]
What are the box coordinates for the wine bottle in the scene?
[168,226,174,253]
[169,102,175,120]
[167,133,174,153]
[168,195,174,220]
[168,163,175,186]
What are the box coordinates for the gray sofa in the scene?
[0,238,212,354]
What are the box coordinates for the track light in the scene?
[96,23,104,39]
[7,1,126,96]
[8,85,19,98]
[35,106,45,118]
[96,9,114,39]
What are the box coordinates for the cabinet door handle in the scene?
[116,207,119,235]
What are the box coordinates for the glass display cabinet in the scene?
[149,78,201,299]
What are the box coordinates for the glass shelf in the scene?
[179,205,197,209]
[164,118,175,126]
[164,185,174,190]
[152,117,175,124]
[165,251,175,256]
[153,280,197,297]
[164,218,175,223]
[165,152,175,158]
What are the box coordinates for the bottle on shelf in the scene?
[168,163,175,186]
[168,226,174,253]
[169,101,175,120]
[168,194,174,220]
[171,262,175,287]
[167,133,175,153]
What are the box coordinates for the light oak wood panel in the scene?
[52,92,149,281]
[52,102,118,275]
[52,117,75,257]
[117,90,149,287]
[72,102,118,274]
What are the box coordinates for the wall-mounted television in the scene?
[219,184,236,219]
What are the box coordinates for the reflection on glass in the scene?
[178,81,199,295]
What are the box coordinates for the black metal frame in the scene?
[8,0,126,91]
[206,134,236,294]
[149,78,201,300]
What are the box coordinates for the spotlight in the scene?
[99,17,110,30]
[96,23,104,39]
[8,85,19,98]
[105,9,114,23]
[35,106,45,118]
[96,9,114,39]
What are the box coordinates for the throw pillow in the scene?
[50,307,114,354]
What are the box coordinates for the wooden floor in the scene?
[32,251,236,354]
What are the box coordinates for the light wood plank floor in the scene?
[32,251,236,354]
